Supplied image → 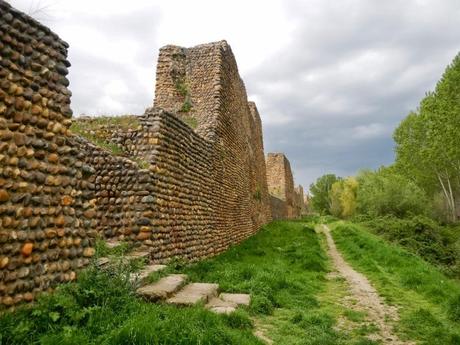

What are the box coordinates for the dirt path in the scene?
[321,225,414,345]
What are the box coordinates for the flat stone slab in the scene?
[220,293,251,306]
[137,274,187,301]
[126,249,151,261]
[130,264,167,284]
[96,257,110,268]
[167,283,219,306]
[206,297,237,314]
[106,239,121,249]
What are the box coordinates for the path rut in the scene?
[321,225,414,345]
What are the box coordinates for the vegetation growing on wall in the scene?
[76,115,140,131]
[70,115,140,155]
[175,78,194,113]
[180,114,198,129]
[70,122,124,155]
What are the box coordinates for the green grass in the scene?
[0,256,260,345]
[132,157,150,169]
[170,221,379,345]
[354,215,460,277]
[331,222,460,344]
[74,115,140,131]
[180,114,198,129]
[70,122,124,155]
[70,115,140,155]
[0,221,409,345]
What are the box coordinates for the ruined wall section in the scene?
[72,136,158,242]
[75,108,218,262]
[248,102,271,228]
[0,1,96,307]
[127,108,217,261]
[266,153,298,219]
[153,41,271,250]
[294,185,305,216]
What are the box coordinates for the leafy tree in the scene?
[356,169,429,218]
[394,53,460,221]
[309,174,340,214]
[329,181,344,217]
[341,177,359,218]
[330,177,358,218]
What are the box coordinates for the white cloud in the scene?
[9,0,460,188]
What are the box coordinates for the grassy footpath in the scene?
[331,222,460,345]
[171,221,378,345]
[0,220,377,345]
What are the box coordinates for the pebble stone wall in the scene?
[0,1,97,308]
[0,2,302,308]
[74,41,274,257]
[266,152,302,219]
[74,108,218,262]
[153,41,272,249]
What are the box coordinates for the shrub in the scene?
[357,215,460,277]
[356,170,429,218]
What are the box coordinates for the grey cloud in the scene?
[246,0,460,189]
[57,6,162,115]
[10,0,459,190]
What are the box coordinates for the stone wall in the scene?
[0,1,97,307]
[294,185,305,216]
[266,152,302,219]
[153,41,272,248]
[72,41,273,260]
[0,1,300,308]
[74,109,217,262]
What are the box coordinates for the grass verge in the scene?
[0,259,260,345]
[0,220,385,345]
[171,220,380,345]
[331,221,460,345]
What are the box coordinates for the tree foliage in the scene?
[394,53,460,221]
[356,169,429,218]
[309,174,340,215]
[330,177,358,218]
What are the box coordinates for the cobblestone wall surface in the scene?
[294,185,305,216]
[0,2,299,307]
[75,109,217,262]
[153,41,272,248]
[0,1,97,307]
[266,153,302,219]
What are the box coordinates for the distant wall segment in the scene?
[266,153,304,219]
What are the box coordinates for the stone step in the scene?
[96,257,110,268]
[205,296,237,314]
[167,283,219,306]
[126,248,151,261]
[130,264,167,285]
[220,293,251,306]
[137,274,187,301]
[105,239,121,249]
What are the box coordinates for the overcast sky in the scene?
[10,0,460,190]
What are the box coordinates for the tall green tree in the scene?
[394,53,460,221]
[309,174,340,214]
[329,177,358,218]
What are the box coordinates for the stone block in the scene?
[137,274,187,300]
[167,282,218,306]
